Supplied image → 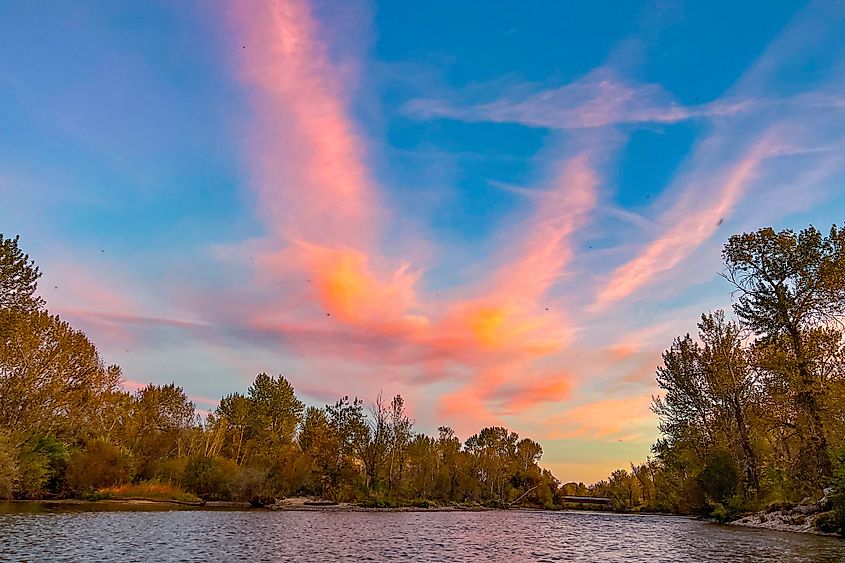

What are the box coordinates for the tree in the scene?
[362,393,390,492]
[0,310,120,443]
[465,427,519,504]
[697,311,760,494]
[387,394,412,493]
[247,373,304,449]
[652,334,714,457]
[651,313,761,507]
[214,392,254,463]
[129,383,196,478]
[434,426,462,500]
[0,234,44,312]
[723,225,845,485]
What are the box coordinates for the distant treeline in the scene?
[0,233,576,508]
[591,224,845,536]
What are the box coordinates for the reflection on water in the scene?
[1,505,843,562]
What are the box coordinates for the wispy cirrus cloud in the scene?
[592,132,773,309]
[404,68,754,130]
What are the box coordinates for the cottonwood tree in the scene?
[0,311,120,443]
[723,225,845,485]
[698,312,760,494]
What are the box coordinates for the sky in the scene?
[2,1,845,484]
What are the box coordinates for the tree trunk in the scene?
[787,325,833,484]
[732,394,760,494]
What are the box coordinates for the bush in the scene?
[182,456,239,501]
[765,500,794,513]
[235,466,274,506]
[711,494,745,523]
[151,457,188,485]
[0,433,16,499]
[814,511,840,534]
[359,496,399,508]
[65,439,134,493]
[697,450,739,506]
[15,436,68,498]
[830,448,845,537]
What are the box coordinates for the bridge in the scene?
[562,495,611,506]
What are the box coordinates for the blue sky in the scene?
[2,0,844,482]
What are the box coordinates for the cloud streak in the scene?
[405,68,754,130]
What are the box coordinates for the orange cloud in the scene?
[548,394,656,441]
[301,243,421,326]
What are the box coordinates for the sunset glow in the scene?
[3,0,845,484]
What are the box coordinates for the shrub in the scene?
[235,466,274,506]
[697,450,739,506]
[182,456,236,501]
[0,433,16,499]
[711,494,745,523]
[830,448,845,537]
[765,500,794,513]
[65,439,134,493]
[359,495,399,508]
[151,457,188,485]
[15,436,68,498]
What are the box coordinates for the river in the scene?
[1,504,843,561]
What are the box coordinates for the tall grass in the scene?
[95,481,200,503]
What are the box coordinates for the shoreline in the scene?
[4,498,843,539]
[727,511,841,538]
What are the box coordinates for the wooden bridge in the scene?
[562,495,611,506]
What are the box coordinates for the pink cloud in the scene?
[222,0,602,426]
[231,0,379,247]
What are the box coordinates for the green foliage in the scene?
[0,233,44,312]
[15,436,69,498]
[0,432,16,499]
[711,494,745,523]
[697,450,740,506]
[830,447,845,537]
[182,456,239,501]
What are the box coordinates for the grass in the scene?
[95,481,201,503]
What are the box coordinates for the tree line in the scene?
[591,224,845,536]
[0,233,568,507]
[4,224,843,531]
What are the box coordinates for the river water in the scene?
[1,504,843,562]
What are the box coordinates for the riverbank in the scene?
[0,497,497,513]
[726,490,842,538]
[6,497,841,539]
